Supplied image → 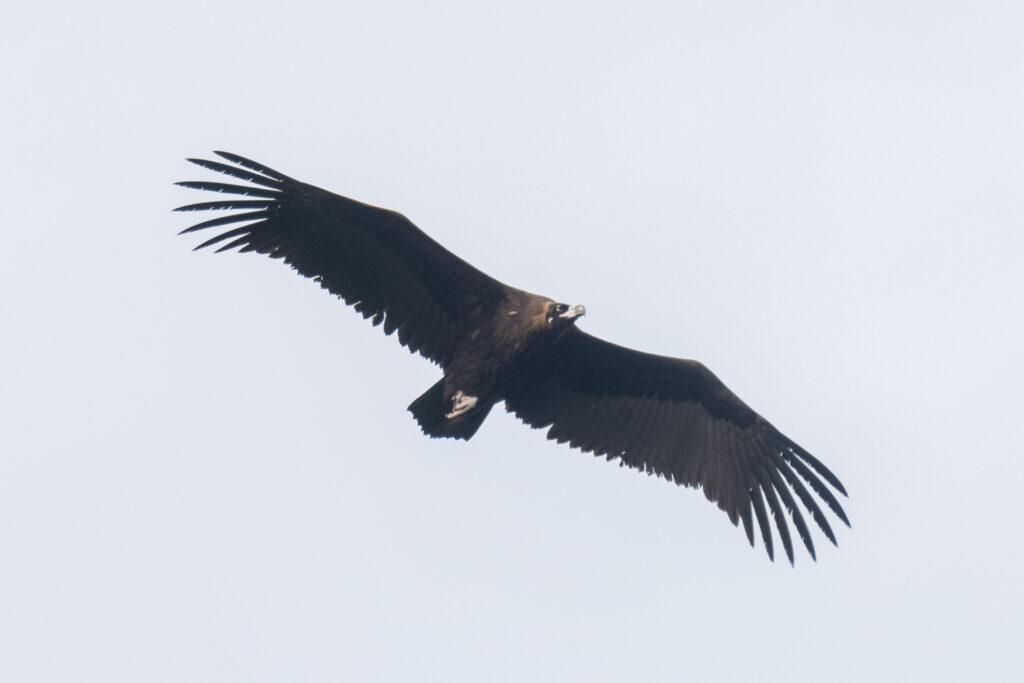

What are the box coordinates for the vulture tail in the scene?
[408,379,492,440]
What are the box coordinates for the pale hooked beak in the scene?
[559,304,586,319]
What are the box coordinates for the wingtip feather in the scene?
[212,150,292,182]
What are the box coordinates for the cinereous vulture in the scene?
[176,152,849,563]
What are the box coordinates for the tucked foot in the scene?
[445,390,478,419]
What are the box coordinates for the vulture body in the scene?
[176,151,849,563]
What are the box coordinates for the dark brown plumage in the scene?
[176,151,849,563]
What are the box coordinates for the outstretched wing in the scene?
[504,328,849,563]
[176,152,508,367]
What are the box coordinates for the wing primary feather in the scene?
[739,498,754,547]
[718,427,746,523]
[753,438,815,560]
[178,210,269,235]
[214,233,261,253]
[240,226,290,254]
[750,483,773,560]
[264,234,304,259]
[765,448,836,546]
[736,436,772,555]
[732,427,755,545]
[193,226,255,251]
[786,440,848,496]
[249,235,294,255]
[780,449,850,527]
[187,158,284,189]
[213,151,295,182]
[175,181,280,198]
[760,479,795,565]
[174,200,272,212]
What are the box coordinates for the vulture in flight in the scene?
[176,152,849,563]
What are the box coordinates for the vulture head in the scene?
[546,302,586,328]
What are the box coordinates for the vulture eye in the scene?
[553,304,568,314]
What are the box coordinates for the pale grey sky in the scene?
[2,1,1022,681]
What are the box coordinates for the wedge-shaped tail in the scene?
[408,379,493,440]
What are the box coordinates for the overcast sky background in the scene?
[3,1,1022,681]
